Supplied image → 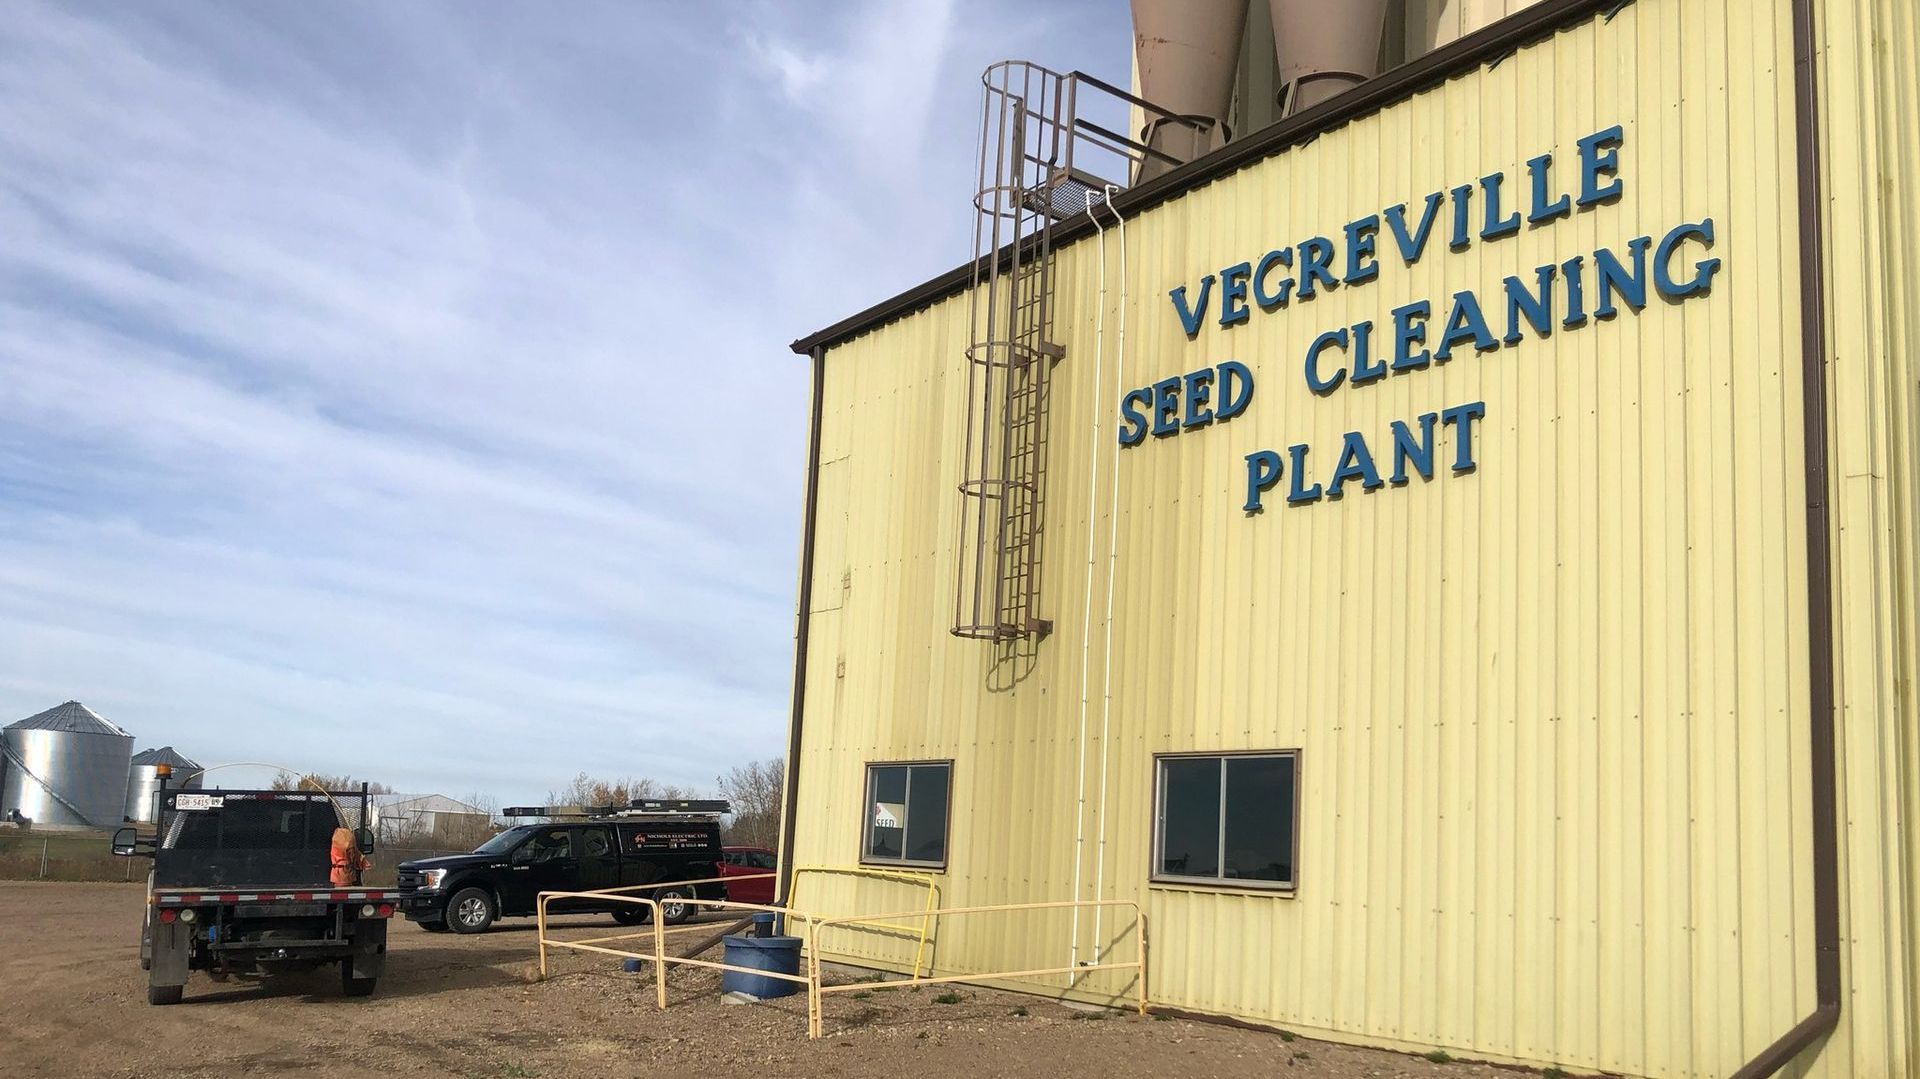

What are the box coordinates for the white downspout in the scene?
[1069,189,1112,971]
[1091,185,1125,965]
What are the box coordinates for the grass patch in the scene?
[1070,1010,1107,1021]
[1542,1070,1570,1079]
[933,992,964,1005]
[502,1065,538,1079]
[850,991,873,1000]
[1278,1030,1296,1042]
[1424,1049,1455,1064]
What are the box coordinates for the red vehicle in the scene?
[718,846,777,905]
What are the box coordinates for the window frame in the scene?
[1150,749,1300,893]
[858,759,954,871]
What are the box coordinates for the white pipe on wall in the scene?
[1068,189,1113,971]
[1090,185,1126,963]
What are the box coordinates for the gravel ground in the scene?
[0,881,1544,1079]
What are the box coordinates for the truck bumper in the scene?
[397,893,442,919]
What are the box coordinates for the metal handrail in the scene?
[788,864,939,976]
[537,888,1149,1044]
[536,890,817,1011]
[585,870,773,897]
[804,898,1149,1039]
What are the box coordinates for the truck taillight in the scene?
[376,903,394,918]
[158,909,177,923]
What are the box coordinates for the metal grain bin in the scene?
[124,746,202,824]
[0,702,135,830]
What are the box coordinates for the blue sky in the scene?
[0,2,1129,804]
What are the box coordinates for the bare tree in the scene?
[716,758,785,849]
[543,773,694,816]
[271,772,392,795]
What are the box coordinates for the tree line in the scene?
[273,759,786,851]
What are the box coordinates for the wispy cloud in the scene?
[0,0,1127,803]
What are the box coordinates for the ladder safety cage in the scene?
[953,62,1213,642]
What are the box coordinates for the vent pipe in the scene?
[1268,0,1390,115]
[1130,0,1248,180]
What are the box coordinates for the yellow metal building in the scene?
[779,0,1918,1076]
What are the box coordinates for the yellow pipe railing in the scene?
[536,871,1147,1043]
[788,864,939,976]
[536,889,816,1011]
[804,898,1148,1039]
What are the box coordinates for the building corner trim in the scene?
[1731,0,1843,1074]
[775,345,828,905]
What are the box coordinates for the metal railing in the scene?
[536,887,814,1011]
[787,864,939,976]
[534,879,1150,1043]
[805,898,1148,1038]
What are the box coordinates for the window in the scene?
[516,828,573,865]
[746,850,777,870]
[862,761,951,868]
[579,826,613,859]
[1153,752,1298,891]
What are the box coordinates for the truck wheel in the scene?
[448,887,495,934]
[341,963,377,997]
[148,984,183,1006]
[656,886,693,925]
[612,907,650,926]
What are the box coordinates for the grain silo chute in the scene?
[1267,0,1391,115]
[1,701,136,830]
[1129,0,1247,179]
[1128,0,1392,180]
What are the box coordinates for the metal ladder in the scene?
[952,63,1202,643]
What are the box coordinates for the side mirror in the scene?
[355,826,376,855]
[111,826,153,858]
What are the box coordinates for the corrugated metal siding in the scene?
[1412,0,1550,51]
[1814,0,1920,1074]
[790,0,1918,1075]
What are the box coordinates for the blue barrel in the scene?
[721,933,802,1000]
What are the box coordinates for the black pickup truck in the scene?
[395,799,730,933]
[113,785,392,1005]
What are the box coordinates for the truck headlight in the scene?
[421,869,447,891]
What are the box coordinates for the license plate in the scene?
[174,794,224,810]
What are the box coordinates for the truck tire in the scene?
[447,887,495,934]
[656,886,693,925]
[341,963,377,997]
[417,918,451,933]
[612,907,650,926]
[148,984,183,1006]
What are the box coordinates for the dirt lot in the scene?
[1,882,1533,1079]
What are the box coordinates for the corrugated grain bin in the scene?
[0,702,135,830]
[124,746,203,824]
